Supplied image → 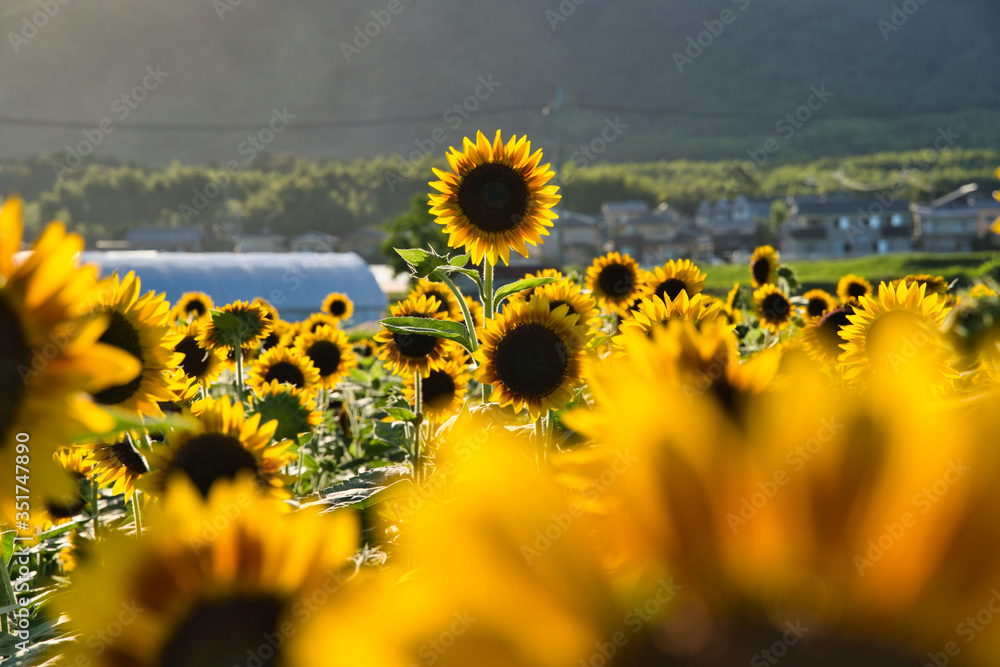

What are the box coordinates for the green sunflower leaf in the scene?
[492,277,558,309]
[378,317,474,352]
[449,252,471,268]
[208,309,260,349]
[384,407,417,422]
[1,531,14,568]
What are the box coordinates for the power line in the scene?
[0,100,997,133]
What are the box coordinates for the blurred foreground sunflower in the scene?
[749,245,779,287]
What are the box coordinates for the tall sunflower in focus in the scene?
[754,283,794,333]
[475,295,590,417]
[749,245,779,287]
[322,292,354,322]
[840,280,953,382]
[246,346,321,394]
[403,355,471,422]
[55,477,360,667]
[645,259,706,302]
[144,396,294,500]
[294,325,357,390]
[428,130,560,266]
[375,295,459,376]
[171,291,214,323]
[838,273,873,305]
[0,196,141,522]
[585,252,642,314]
[84,272,181,418]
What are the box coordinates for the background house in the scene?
[782,195,913,259]
[911,187,1000,252]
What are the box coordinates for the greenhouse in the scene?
[78,251,387,323]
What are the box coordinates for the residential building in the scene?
[697,195,775,259]
[553,210,601,266]
[911,187,1000,253]
[124,226,204,252]
[782,195,913,259]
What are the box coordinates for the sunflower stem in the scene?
[413,371,423,485]
[484,261,495,319]
[235,348,246,404]
[441,274,478,353]
[90,479,100,540]
[131,490,143,538]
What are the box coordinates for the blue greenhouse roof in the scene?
[78,251,388,324]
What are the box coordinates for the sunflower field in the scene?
[5,133,1000,666]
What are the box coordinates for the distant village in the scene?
[100,185,1000,270]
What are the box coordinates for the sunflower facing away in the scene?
[0,196,141,523]
[249,380,323,442]
[144,396,294,500]
[85,434,150,500]
[749,245,780,287]
[55,476,360,667]
[475,295,590,417]
[645,258,707,302]
[374,294,460,376]
[171,291,214,323]
[585,252,642,315]
[802,288,838,319]
[84,271,182,418]
[409,278,464,321]
[294,324,357,390]
[197,300,272,355]
[754,283,795,333]
[246,345,321,394]
[402,355,472,422]
[838,273,874,305]
[322,291,354,322]
[429,130,560,266]
[617,291,727,341]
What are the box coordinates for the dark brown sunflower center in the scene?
[111,438,150,475]
[393,328,438,359]
[847,281,868,298]
[598,263,635,298]
[264,361,306,388]
[424,291,450,314]
[305,340,342,377]
[548,299,572,314]
[421,369,457,410]
[456,162,530,233]
[761,293,791,323]
[817,307,853,357]
[168,433,259,498]
[329,300,347,316]
[184,299,207,317]
[91,310,145,406]
[751,257,772,285]
[0,295,32,447]
[807,297,830,318]
[260,331,281,351]
[176,336,212,378]
[655,279,688,302]
[492,323,569,399]
[158,595,285,667]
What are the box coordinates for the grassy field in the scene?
[701,252,998,296]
